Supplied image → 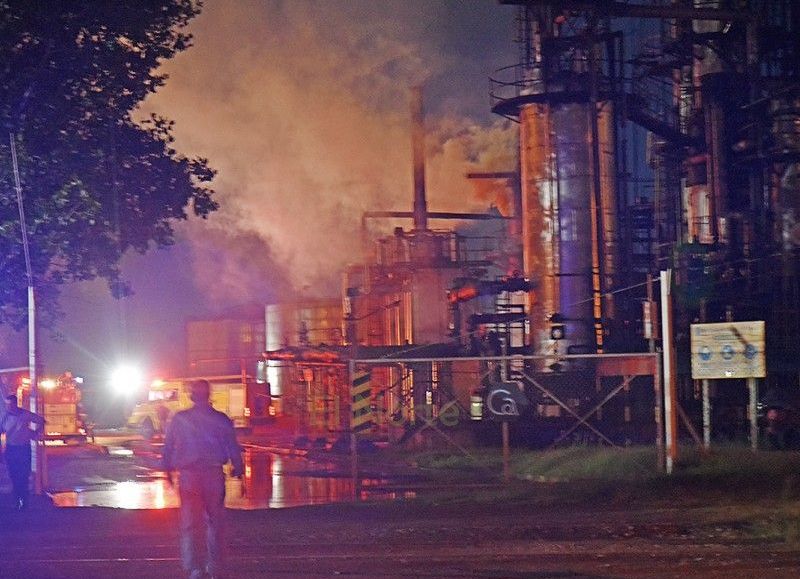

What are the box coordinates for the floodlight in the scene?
[110,364,144,395]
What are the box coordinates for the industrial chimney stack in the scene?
[411,86,428,232]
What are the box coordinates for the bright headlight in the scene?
[110,364,144,395]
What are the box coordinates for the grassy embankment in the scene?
[407,444,800,491]
[382,444,800,540]
[378,444,800,504]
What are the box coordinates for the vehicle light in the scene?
[268,405,276,416]
[40,379,57,390]
[110,364,144,395]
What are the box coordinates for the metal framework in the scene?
[349,352,661,451]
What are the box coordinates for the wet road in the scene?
[4,435,800,577]
[40,432,416,509]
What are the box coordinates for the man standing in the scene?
[162,379,244,579]
[1,394,45,510]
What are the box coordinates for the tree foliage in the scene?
[0,0,217,327]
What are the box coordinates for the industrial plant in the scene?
[185,1,800,453]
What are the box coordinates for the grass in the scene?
[408,444,800,481]
[392,443,800,509]
[407,445,659,482]
[363,443,800,543]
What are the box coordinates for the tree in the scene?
[0,0,217,327]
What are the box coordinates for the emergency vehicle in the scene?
[17,372,89,444]
[126,374,271,439]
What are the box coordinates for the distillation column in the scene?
[496,7,619,358]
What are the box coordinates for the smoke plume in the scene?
[31,1,519,378]
[142,0,517,293]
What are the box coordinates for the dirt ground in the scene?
[1,483,800,579]
[3,438,800,578]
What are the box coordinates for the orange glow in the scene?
[520,103,557,350]
[447,286,479,303]
[264,349,342,364]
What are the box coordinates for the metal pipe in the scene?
[351,352,658,364]
[362,211,510,221]
[588,17,605,353]
[411,86,428,231]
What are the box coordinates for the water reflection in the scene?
[51,478,178,509]
[51,448,415,509]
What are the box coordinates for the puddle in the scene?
[51,479,178,509]
[50,448,415,509]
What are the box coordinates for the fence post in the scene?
[660,269,678,474]
[349,359,359,500]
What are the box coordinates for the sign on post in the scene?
[485,381,528,482]
[691,321,765,452]
[690,321,766,379]
[485,382,529,421]
[350,370,373,433]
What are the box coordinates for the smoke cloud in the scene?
[142,0,517,293]
[27,0,519,379]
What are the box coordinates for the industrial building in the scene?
[193,1,800,449]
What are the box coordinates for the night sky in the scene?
[2,1,519,393]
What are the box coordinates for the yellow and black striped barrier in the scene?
[351,370,373,433]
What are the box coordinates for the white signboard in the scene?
[690,321,765,379]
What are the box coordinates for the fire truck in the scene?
[17,372,89,444]
[126,374,271,439]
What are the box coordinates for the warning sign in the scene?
[350,370,373,433]
[690,321,766,379]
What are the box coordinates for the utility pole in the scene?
[660,269,678,474]
[10,133,44,494]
